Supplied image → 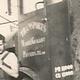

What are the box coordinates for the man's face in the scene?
[0,40,4,54]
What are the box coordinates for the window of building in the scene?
[0,0,8,15]
[20,0,44,14]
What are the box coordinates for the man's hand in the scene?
[0,59,3,68]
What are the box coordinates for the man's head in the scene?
[0,34,5,54]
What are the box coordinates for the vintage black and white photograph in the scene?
[0,0,80,80]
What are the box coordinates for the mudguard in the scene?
[19,67,39,80]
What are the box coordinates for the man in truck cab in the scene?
[0,34,19,80]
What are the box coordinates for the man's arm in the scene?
[0,53,19,78]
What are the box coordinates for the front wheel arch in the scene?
[19,67,39,80]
